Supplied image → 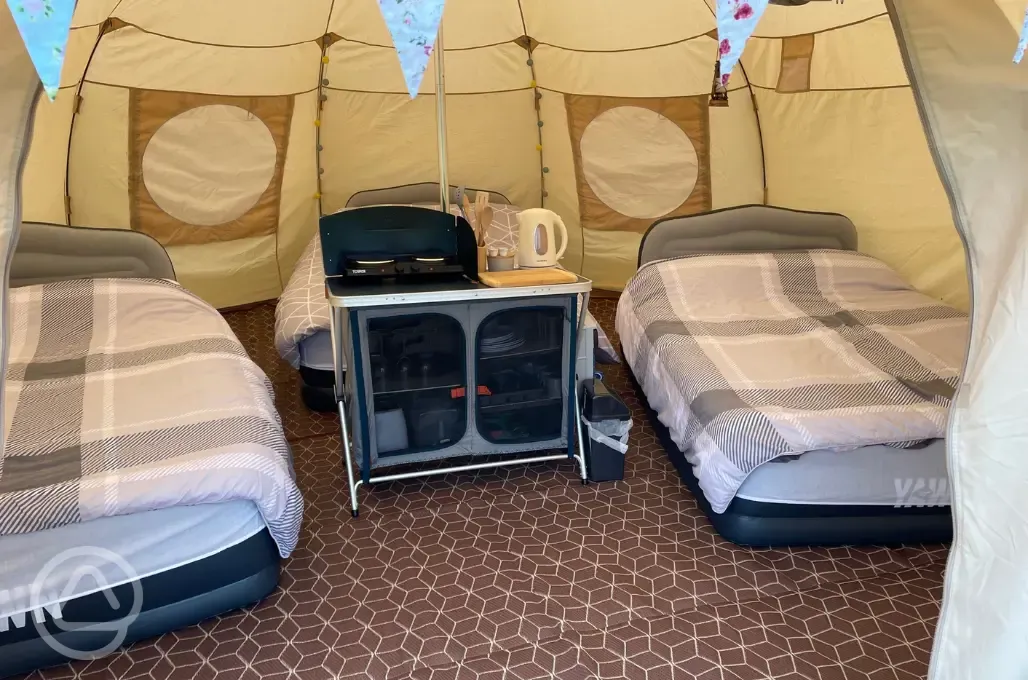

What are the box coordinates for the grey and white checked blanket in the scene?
[616,250,968,513]
[1,278,303,557]
[275,202,618,369]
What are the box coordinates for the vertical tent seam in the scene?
[291,2,338,296]
[316,1,337,219]
[513,2,570,273]
[64,12,126,226]
[738,61,768,204]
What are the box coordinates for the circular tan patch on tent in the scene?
[142,105,277,227]
[580,106,698,220]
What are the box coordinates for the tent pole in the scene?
[434,26,450,214]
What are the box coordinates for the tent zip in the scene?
[883,3,977,678]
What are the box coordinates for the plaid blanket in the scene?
[274,202,618,369]
[1,278,303,557]
[616,250,968,513]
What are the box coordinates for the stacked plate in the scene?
[481,326,525,355]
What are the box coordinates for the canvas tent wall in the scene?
[4,1,1028,679]
[889,1,1028,678]
[16,0,966,310]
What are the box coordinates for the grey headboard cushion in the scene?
[638,205,859,267]
[11,222,176,287]
[346,183,512,208]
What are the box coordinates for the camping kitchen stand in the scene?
[328,277,593,517]
[327,30,593,516]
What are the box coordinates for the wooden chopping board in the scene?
[479,267,579,288]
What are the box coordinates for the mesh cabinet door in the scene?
[469,297,574,455]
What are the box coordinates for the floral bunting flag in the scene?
[1015,6,1028,63]
[716,0,770,86]
[377,0,447,99]
[5,0,76,100]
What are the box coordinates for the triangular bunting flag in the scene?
[377,0,447,99]
[1015,6,1028,63]
[6,0,76,101]
[715,0,770,86]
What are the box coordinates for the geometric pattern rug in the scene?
[25,299,948,680]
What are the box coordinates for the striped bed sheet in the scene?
[616,249,968,512]
[0,278,303,557]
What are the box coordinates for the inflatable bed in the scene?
[275,184,618,412]
[0,503,278,678]
[0,225,303,676]
[616,206,966,547]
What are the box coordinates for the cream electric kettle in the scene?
[516,209,568,268]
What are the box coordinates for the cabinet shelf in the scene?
[478,396,562,412]
[480,346,562,361]
[373,383,463,397]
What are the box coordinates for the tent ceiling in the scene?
[18,0,967,312]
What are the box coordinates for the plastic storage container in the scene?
[580,378,632,482]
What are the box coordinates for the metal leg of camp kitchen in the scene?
[573,291,591,485]
[330,305,362,518]
[337,397,362,518]
[574,388,589,485]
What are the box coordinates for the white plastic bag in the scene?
[583,417,633,454]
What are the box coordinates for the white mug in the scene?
[516,208,568,268]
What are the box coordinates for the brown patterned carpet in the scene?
[26,299,948,680]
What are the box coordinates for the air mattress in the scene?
[0,502,279,678]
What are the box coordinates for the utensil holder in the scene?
[487,254,516,271]
[477,245,488,274]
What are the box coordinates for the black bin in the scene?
[580,378,632,482]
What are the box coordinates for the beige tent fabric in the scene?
[888,1,1028,678]
[755,1,887,37]
[17,0,968,310]
[996,0,1028,30]
[756,87,967,310]
[19,93,74,226]
[18,22,99,227]
[741,11,967,311]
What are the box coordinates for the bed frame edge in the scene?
[637,205,859,269]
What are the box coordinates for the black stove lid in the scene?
[320,205,474,278]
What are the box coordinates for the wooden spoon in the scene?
[474,192,491,246]
[478,205,493,247]
[461,194,477,241]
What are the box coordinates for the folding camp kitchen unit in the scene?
[320,205,594,516]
